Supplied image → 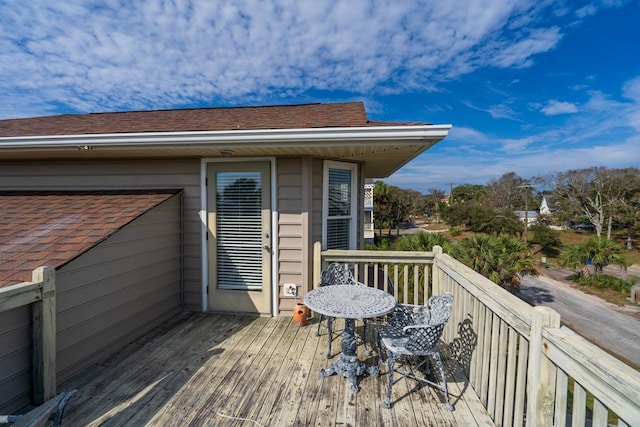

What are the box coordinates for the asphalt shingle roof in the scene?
[0,102,417,137]
[0,191,178,287]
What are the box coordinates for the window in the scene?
[323,161,358,249]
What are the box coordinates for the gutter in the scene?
[0,125,452,151]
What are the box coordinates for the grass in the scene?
[527,228,639,307]
[575,285,637,307]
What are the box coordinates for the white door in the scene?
[207,161,272,315]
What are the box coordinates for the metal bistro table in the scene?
[304,284,396,393]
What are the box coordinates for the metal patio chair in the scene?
[0,389,77,427]
[379,292,454,410]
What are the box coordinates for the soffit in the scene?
[0,141,437,177]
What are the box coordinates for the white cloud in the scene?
[576,5,598,18]
[0,0,571,117]
[386,135,640,193]
[621,77,640,131]
[461,101,521,121]
[487,27,562,68]
[622,77,640,101]
[540,100,579,115]
[387,75,640,193]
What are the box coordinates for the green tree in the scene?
[599,167,640,239]
[539,167,640,238]
[373,180,392,234]
[451,184,485,204]
[451,234,537,293]
[373,181,420,236]
[528,223,562,256]
[443,203,521,237]
[558,235,627,279]
[393,187,421,224]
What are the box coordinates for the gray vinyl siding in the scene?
[276,158,305,314]
[55,193,182,382]
[0,193,181,412]
[0,159,202,310]
[357,164,365,249]
[311,158,324,254]
[0,306,31,413]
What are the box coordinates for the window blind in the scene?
[216,172,263,290]
[327,167,352,250]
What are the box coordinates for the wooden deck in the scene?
[60,312,494,426]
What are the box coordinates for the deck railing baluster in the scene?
[315,242,640,425]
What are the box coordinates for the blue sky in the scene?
[1,0,639,193]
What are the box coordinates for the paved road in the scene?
[520,273,640,368]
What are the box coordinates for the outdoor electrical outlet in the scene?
[284,283,297,297]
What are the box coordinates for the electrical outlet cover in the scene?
[284,283,297,297]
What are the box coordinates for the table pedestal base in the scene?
[319,318,379,393]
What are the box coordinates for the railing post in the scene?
[526,306,561,427]
[32,266,56,404]
[313,242,322,291]
[432,245,443,295]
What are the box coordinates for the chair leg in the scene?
[433,352,453,411]
[384,355,396,408]
[316,314,323,337]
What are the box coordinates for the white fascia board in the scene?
[0,125,452,150]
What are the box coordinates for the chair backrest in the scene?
[319,263,354,287]
[405,293,453,353]
[426,292,454,325]
[405,323,446,353]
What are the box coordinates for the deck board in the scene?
[60,312,494,426]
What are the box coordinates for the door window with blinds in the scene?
[216,171,263,290]
[323,161,358,250]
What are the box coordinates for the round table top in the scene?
[303,285,396,319]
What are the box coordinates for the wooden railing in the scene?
[0,267,56,404]
[313,243,640,427]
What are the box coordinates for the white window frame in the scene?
[322,160,358,250]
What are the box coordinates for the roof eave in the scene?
[0,124,452,150]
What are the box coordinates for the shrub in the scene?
[369,237,393,250]
[574,274,635,293]
[392,231,452,253]
[529,223,562,248]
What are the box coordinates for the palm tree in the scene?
[559,235,627,278]
[451,234,497,279]
[392,231,452,253]
[451,234,537,293]
[494,236,538,291]
[391,232,452,303]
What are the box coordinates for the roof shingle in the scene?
[0,102,413,137]
[0,191,178,287]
